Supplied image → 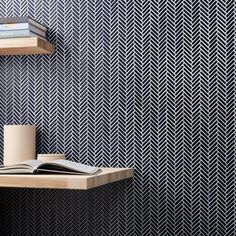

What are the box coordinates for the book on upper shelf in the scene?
[0,22,46,32]
[0,159,101,175]
[0,29,46,39]
[0,16,47,31]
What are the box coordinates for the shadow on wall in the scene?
[0,179,133,236]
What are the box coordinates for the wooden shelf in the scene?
[0,37,55,55]
[0,168,133,190]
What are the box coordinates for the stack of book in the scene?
[0,16,47,40]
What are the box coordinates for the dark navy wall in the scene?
[0,0,236,235]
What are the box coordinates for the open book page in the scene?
[0,168,35,174]
[38,160,101,174]
[0,160,44,174]
[21,160,44,170]
[0,164,31,170]
[0,162,41,171]
[0,159,101,175]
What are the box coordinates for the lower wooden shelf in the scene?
[0,168,133,190]
[0,37,55,55]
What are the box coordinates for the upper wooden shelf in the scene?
[0,37,55,56]
[0,168,133,190]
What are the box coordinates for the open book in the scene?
[0,160,101,175]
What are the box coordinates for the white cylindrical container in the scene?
[4,125,36,165]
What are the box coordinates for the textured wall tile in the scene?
[0,0,235,235]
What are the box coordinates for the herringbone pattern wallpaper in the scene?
[0,0,235,235]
